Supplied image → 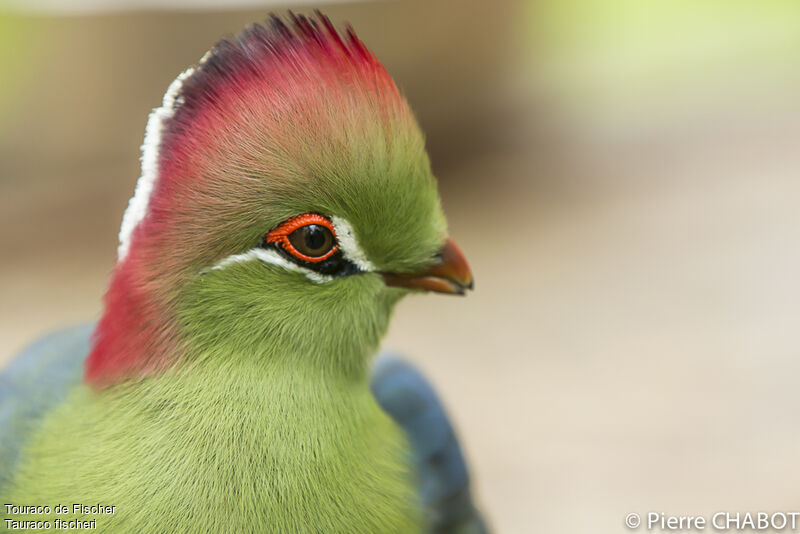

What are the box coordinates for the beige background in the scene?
[1,2,799,532]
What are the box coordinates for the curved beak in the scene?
[381,238,474,296]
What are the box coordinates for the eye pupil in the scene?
[304,225,327,251]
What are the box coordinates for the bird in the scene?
[0,12,487,534]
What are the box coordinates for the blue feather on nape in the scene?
[371,354,490,534]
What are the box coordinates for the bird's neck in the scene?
[175,267,403,383]
[130,357,420,532]
[86,257,402,387]
[12,344,422,533]
[85,257,184,386]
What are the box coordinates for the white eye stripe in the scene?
[330,216,375,272]
[208,216,373,283]
[210,248,332,284]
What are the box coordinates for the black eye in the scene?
[288,224,335,259]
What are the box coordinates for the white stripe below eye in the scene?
[210,248,333,284]
[331,216,375,272]
[207,217,373,283]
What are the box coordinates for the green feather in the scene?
[4,271,424,532]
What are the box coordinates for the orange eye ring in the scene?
[265,213,339,262]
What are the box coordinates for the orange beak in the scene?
[381,238,474,296]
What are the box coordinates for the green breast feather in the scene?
[5,357,422,533]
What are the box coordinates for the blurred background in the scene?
[1,1,799,532]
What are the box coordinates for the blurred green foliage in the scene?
[526,0,800,112]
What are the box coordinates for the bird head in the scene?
[87,13,472,384]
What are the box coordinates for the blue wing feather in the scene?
[371,354,489,534]
[0,324,92,488]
